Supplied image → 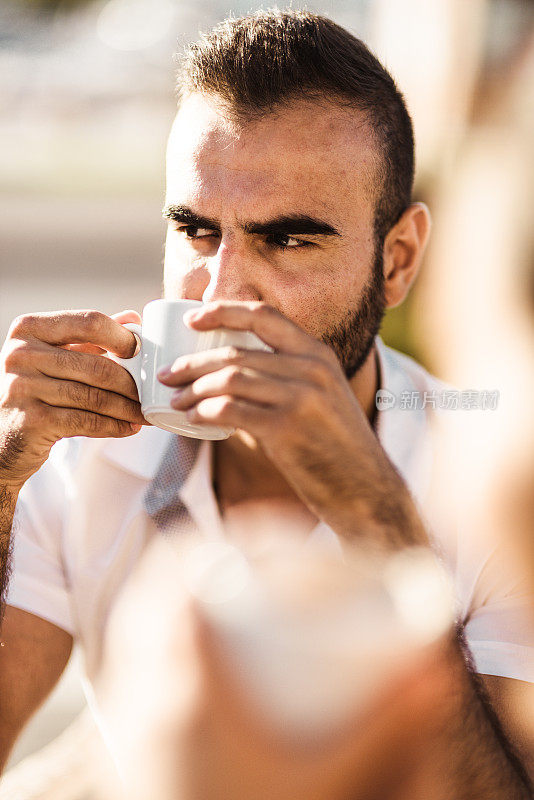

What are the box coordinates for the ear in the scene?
[382,202,431,309]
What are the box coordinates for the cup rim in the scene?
[143,298,204,313]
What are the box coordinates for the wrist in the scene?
[333,446,429,548]
[0,479,25,496]
[0,481,24,515]
[334,488,428,549]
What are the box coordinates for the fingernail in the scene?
[158,366,171,379]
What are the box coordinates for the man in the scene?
[0,10,532,796]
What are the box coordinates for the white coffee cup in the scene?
[113,299,270,440]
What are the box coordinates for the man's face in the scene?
[163,93,385,378]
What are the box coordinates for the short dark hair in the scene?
[178,9,415,247]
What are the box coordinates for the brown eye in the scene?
[266,233,310,249]
[178,226,219,240]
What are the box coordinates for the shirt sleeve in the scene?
[462,540,534,683]
[6,443,76,636]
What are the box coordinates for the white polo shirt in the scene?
[6,336,534,685]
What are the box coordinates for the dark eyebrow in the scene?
[244,215,340,237]
[162,205,340,238]
[162,205,220,230]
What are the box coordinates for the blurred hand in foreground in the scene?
[96,539,459,800]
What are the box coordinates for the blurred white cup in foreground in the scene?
[184,539,455,738]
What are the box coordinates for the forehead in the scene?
[166,93,379,224]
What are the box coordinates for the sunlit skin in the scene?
[163,94,377,344]
[160,92,430,539]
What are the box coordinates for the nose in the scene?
[201,239,261,304]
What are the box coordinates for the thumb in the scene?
[66,310,142,356]
[112,309,142,324]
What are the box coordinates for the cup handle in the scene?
[110,323,143,399]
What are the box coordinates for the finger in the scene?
[9,309,138,357]
[158,346,332,388]
[32,341,139,401]
[45,403,142,438]
[33,375,146,425]
[64,343,107,355]
[185,395,275,434]
[183,301,321,355]
[63,310,141,354]
[170,366,296,410]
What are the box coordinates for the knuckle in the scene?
[254,302,273,320]
[224,346,243,364]
[54,347,71,371]
[224,365,242,388]
[83,411,101,435]
[104,416,130,438]
[3,341,30,372]
[115,418,132,436]
[177,356,192,373]
[87,385,107,413]
[32,400,52,425]
[91,355,113,382]
[4,373,31,403]
[63,409,83,434]
[202,300,223,318]
[55,379,70,403]
[219,396,235,416]
[80,310,105,335]
[23,402,47,431]
[8,313,33,338]
[61,379,83,405]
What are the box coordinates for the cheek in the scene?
[269,270,357,339]
[163,230,211,299]
[274,256,371,338]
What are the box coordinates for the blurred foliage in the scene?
[8,0,92,12]
[380,288,427,369]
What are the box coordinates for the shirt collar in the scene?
[374,335,433,504]
[100,424,176,480]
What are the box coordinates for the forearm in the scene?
[0,483,20,625]
[352,466,428,549]
[321,446,429,550]
[425,634,532,800]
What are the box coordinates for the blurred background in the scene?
[1,0,533,362]
[1,0,534,796]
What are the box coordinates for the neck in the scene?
[348,339,380,426]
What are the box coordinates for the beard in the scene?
[321,245,386,380]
